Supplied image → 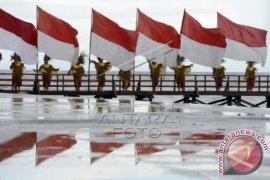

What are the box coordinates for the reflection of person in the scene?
[171,56,192,92]
[118,69,132,91]
[68,53,86,92]
[212,60,225,91]
[10,53,25,91]
[148,61,165,92]
[38,55,59,91]
[244,61,256,91]
[91,57,112,91]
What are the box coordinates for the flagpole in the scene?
[133,9,139,92]
[88,8,93,93]
[35,5,40,94]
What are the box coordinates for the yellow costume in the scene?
[172,63,192,91]
[10,59,24,91]
[212,66,225,91]
[93,61,111,91]
[68,64,85,91]
[118,70,132,91]
[39,63,59,90]
[149,62,165,91]
[245,65,256,91]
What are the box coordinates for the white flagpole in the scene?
[133,9,139,92]
[35,5,40,94]
[88,8,93,92]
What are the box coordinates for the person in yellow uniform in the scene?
[91,57,112,92]
[148,60,165,92]
[244,61,256,91]
[10,53,25,91]
[68,53,86,92]
[38,55,59,91]
[212,60,226,91]
[118,69,132,91]
[171,56,192,92]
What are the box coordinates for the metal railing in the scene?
[0,73,270,95]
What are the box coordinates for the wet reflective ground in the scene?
[0,94,270,179]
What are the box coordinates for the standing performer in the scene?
[68,52,86,92]
[244,61,256,91]
[10,53,25,91]
[148,61,165,92]
[90,57,112,92]
[212,59,226,91]
[38,55,59,91]
[171,56,192,92]
[118,69,132,91]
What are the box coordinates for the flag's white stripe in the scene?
[224,38,267,66]
[135,33,179,67]
[0,28,37,64]
[179,34,225,67]
[38,31,78,63]
[91,32,135,71]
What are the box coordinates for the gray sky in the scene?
[0,0,269,72]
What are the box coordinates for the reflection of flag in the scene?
[0,9,37,64]
[37,6,79,63]
[36,134,77,165]
[136,9,180,67]
[91,9,138,71]
[90,141,124,164]
[180,133,224,160]
[217,13,267,65]
[179,11,227,67]
[0,132,36,162]
[135,143,168,164]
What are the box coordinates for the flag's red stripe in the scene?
[0,9,37,46]
[136,9,180,49]
[181,11,226,47]
[37,6,78,47]
[91,10,138,52]
[217,13,267,47]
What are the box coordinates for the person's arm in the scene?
[10,63,13,69]
[90,60,97,64]
[170,66,175,70]
[212,68,216,77]
[244,68,248,79]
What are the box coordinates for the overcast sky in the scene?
[0,0,269,72]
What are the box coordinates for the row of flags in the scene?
[0,7,267,69]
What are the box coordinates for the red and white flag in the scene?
[179,11,227,67]
[0,9,37,64]
[37,6,79,63]
[36,133,76,165]
[91,9,138,71]
[217,13,267,65]
[136,9,180,67]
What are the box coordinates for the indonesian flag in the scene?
[91,9,138,71]
[217,13,267,66]
[90,141,124,164]
[136,9,180,67]
[0,127,36,162]
[36,133,77,165]
[0,9,37,64]
[179,11,227,67]
[37,6,79,63]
